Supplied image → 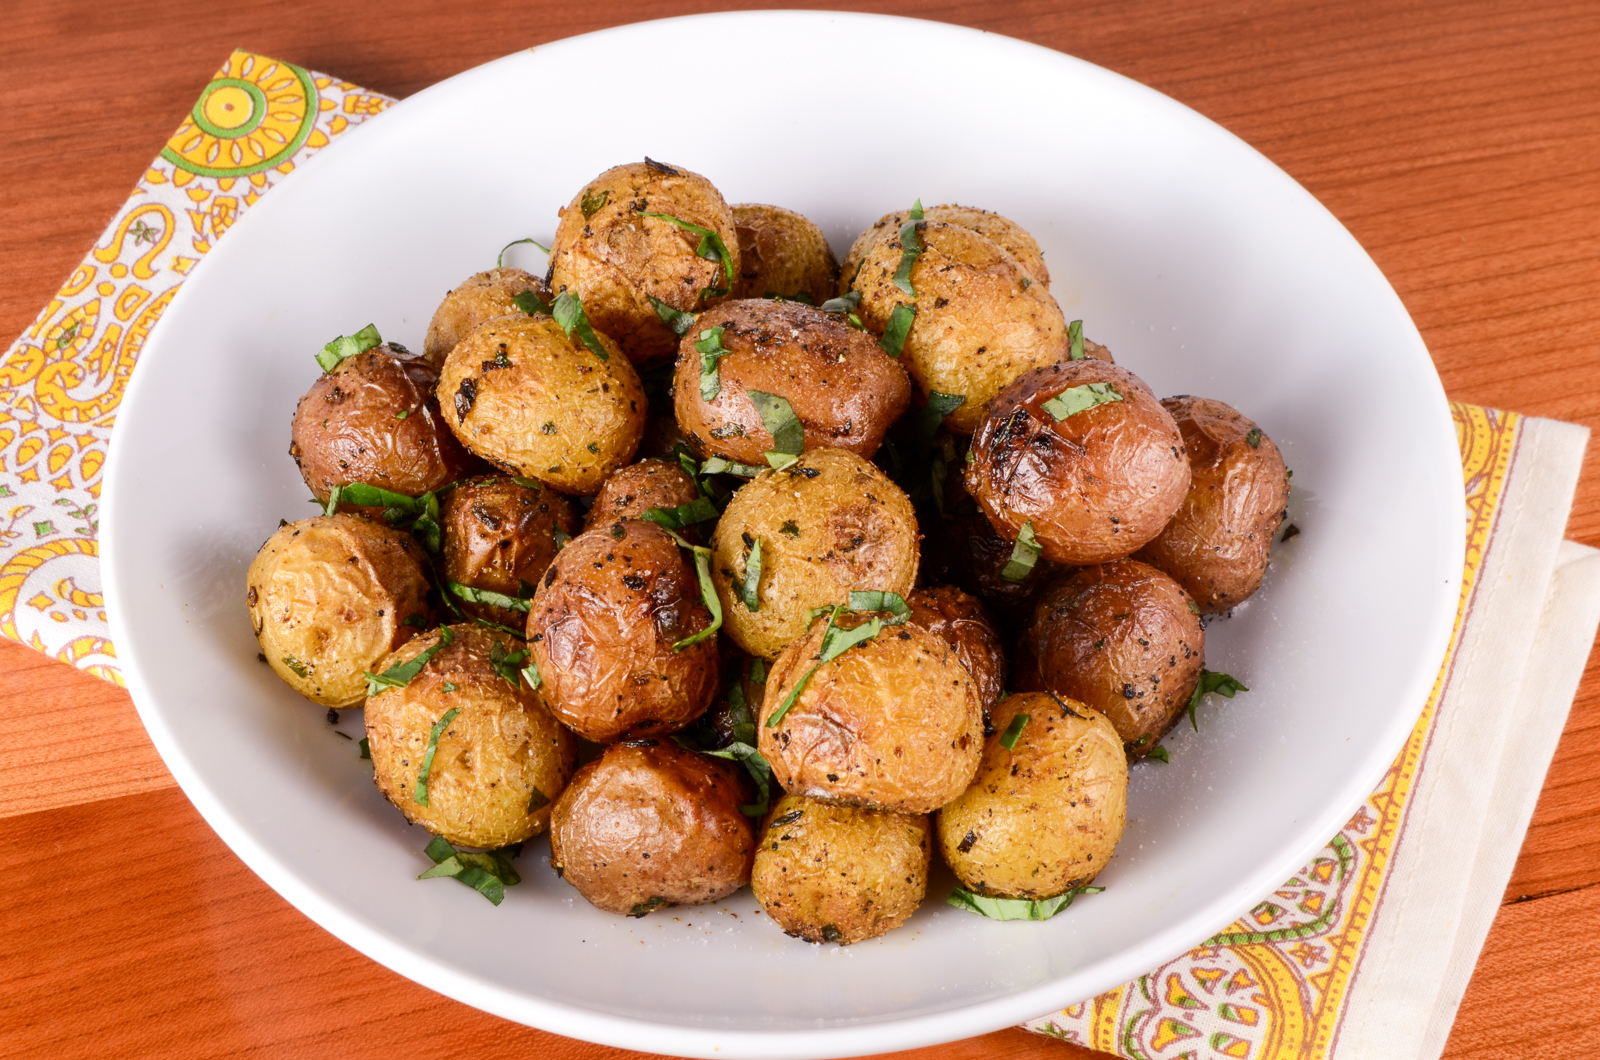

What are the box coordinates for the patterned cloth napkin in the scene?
[6,53,1596,1060]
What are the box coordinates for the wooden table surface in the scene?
[4,2,1598,1058]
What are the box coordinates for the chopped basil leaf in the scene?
[640,497,720,531]
[999,713,1031,751]
[489,640,530,689]
[442,681,459,693]
[1000,521,1042,583]
[892,219,924,297]
[699,455,767,478]
[1246,427,1263,449]
[512,289,551,316]
[673,735,773,816]
[1188,669,1248,730]
[359,736,371,759]
[748,662,768,690]
[1042,382,1124,421]
[511,476,542,491]
[552,528,571,550]
[648,295,698,337]
[365,625,455,698]
[418,836,521,905]
[915,391,966,451]
[1021,277,1033,290]
[282,654,308,678]
[695,325,732,401]
[414,705,461,807]
[643,524,724,652]
[322,484,343,517]
[879,303,916,358]
[1146,745,1170,763]
[738,536,762,612]
[746,390,804,465]
[846,590,910,624]
[316,323,382,372]
[1067,319,1085,361]
[947,883,1104,922]
[580,188,610,219]
[521,660,542,690]
[908,198,924,221]
[819,291,861,314]
[551,291,609,362]
[1186,597,1201,615]
[779,520,799,537]
[498,236,550,268]
[449,581,531,613]
[637,210,736,295]
[767,606,886,728]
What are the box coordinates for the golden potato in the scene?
[1013,560,1204,755]
[246,514,431,708]
[548,159,739,368]
[731,203,839,304]
[937,692,1127,898]
[907,586,1006,721]
[549,740,755,916]
[853,222,1069,433]
[290,343,480,505]
[585,459,701,531]
[674,299,911,465]
[965,359,1190,565]
[751,794,930,945]
[365,623,577,848]
[527,519,718,741]
[424,268,550,365]
[759,611,982,813]
[1134,396,1290,613]
[439,475,578,629]
[841,204,1051,291]
[710,448,919,659]
[437,313,645,495]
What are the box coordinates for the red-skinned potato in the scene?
[438,475,578,628]
[731,204,839,304]
[585,459,701,531]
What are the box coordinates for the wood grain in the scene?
[2,1,1598,1058]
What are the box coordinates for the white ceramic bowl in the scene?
[102,11,1464,1058]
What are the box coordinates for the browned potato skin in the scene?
[751,794,930,945]
[937,692,1127,898]
[585,459,700,531]
[841,204,1051,291]
[423,268,550,366]
[366,624,577,848]
[290,344,480,505]
[439,475,578,628]
[759,613,982,813]
[1014,560,1204,755]
[548,740,755,916]
[1134,396,1290,613]
[907,586,1006,722]
[966,360,1190,566]
[920,461,1058,613]
[853,223,1068,434]
[527,519,718,742]
[548,160,739,369]
[437,314,645,495]
[246,514,431,708]
[674,300,912,464]
[711,448,919,660]
[731,204,839,304]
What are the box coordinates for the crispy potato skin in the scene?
[585,459,701,530]
[907,586,1006,722]
[290,344,480,504]
[527,519,718,741]
[853,223,1068,434]
[731,204,839,304]
[366,624,577,848]
[759,613,982,813]
[548,160,739,368]
[437,314,645,495]
[966,360,1190,565]
[841,204,1051,291]
[423,268,550,366]
[751,794,930,945]
[674,300,911,464]
[937,692,1127,898]
[1134,396,1290,613]
[1014,560,1204,755]
[548,741,755,916]
[711,448,919,659]
[246,514,431,707]
[439,475,578,628]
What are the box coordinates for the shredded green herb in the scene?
[649,295,698,337]
[1067,319,1085,361]
[737,536,763,612]
[448,581,531,613]
[488,640,530,689]
[498,237,549,268]
[1146,745,1171,763]
[999,713,1031,751]
[521,660,542,690]
[893,217,924,297]
[1041,382,1123,421]
[414,705,461,807]
[1188,669,1248,730]
[580,188,610,219]
[879,303,916,358]
[1246,427,1263,449]
[550,291,610,362]
[418,835,521,905]
[699,455,767,478]
[365,625,454,698]
[640,497,720,531]
[947,883,1105,922]
[696,325,733,401]
[747,391,804,469]
[818,291,861,315]
[766,599,905,728]
[512,289,551,316]
[637,210,736,296]
[316,323,382,373]
[1000,521,1042,583]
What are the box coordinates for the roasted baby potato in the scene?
[966,360,1190,565]
[937,692,1127,898]
[526,519,718,741]
[1014,560,1204,755]
[853,222,1070,433]
[365,623,577,848]
[437,313,645,495]
[919,462,1057,613]
[841,203,1051,291]
[730,203,840,304]
[674,299,911,465]
[290,343,480,505]
[423,268,551,366]
[907,586,1006,721]
[751,794,931,945]
[1134,396,1290,613]
[549,740,755,916]
[710,448,919,659]
[439,475,578,629]
[585,459,701,530]
[759,611,982,813]
[548,159,739,368]
[246,513,431,708]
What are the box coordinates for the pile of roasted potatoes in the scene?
[246,158,1290,943]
